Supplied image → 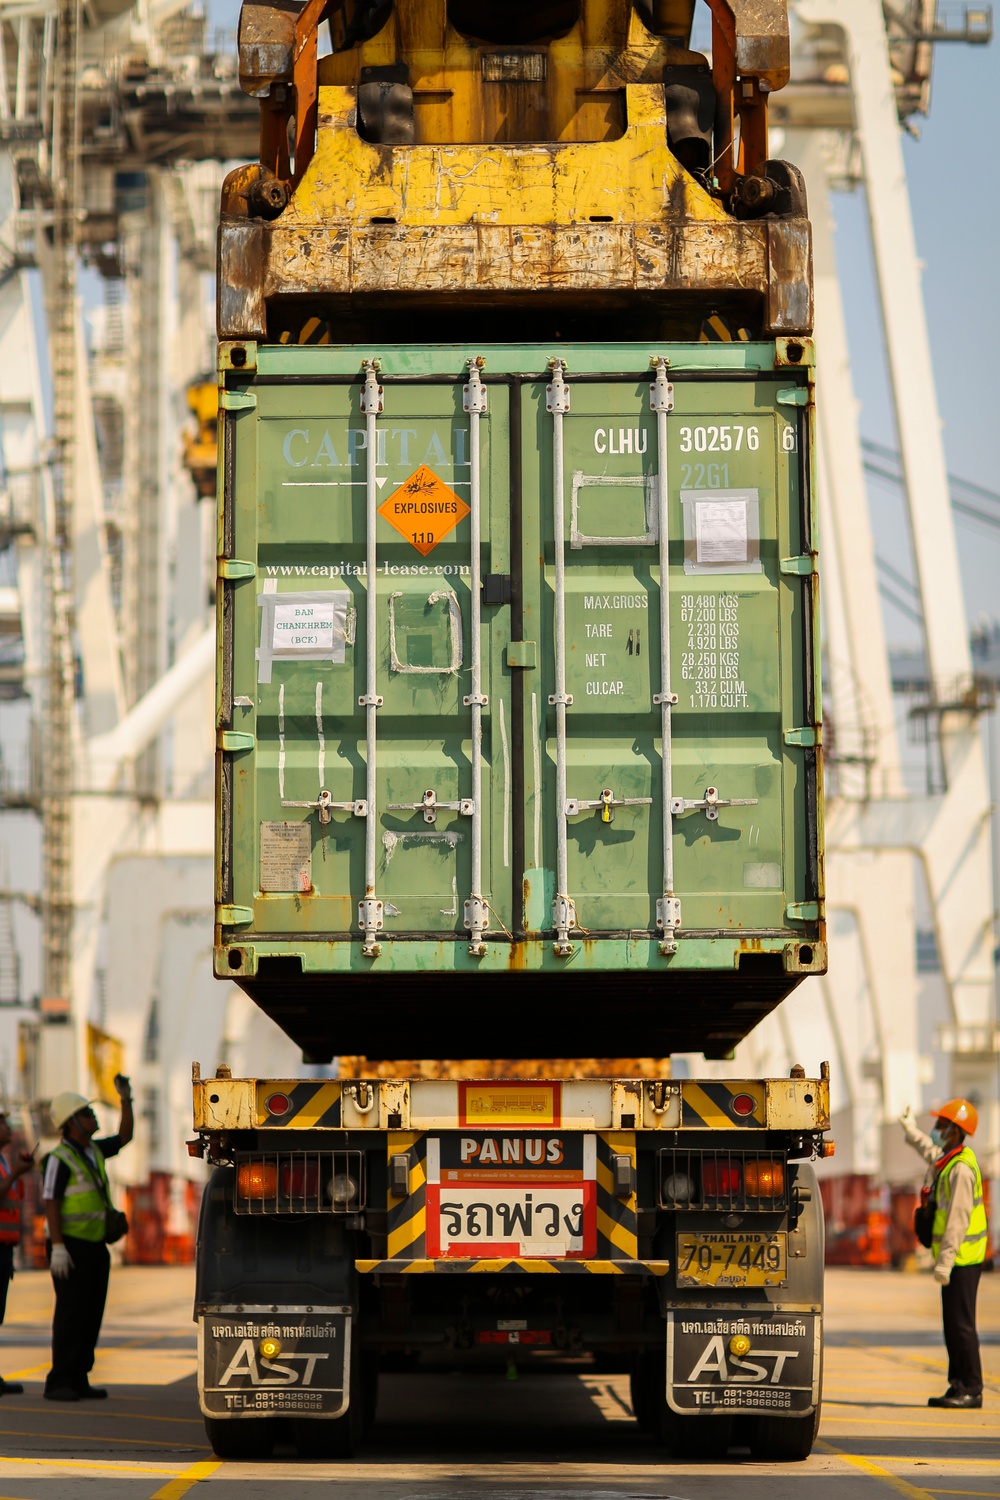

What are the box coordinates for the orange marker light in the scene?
[237,1161,278,1198]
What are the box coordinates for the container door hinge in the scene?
[219,389,257,411]
[776,387,809,407]
[218,559,256,580]
[657,896,682,955]
[217,905,253,926]
[786,902,821,922]
[219,730,255,752]
[779,556,817,576]
[506,640,537,669]
[784,727,818,747]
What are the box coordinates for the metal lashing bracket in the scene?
[552,894,578,958]
[358,897,384,957]
[656,896,682,955]
[565,788,653,825]
[282,791,368,825]
[359,692,384,708]
[670,786,759,823]
[387,789,475,826]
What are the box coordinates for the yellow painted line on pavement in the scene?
[816,1440,941,1500]
[150,1458,221,1498]
[823,1411,999,1432]
[927,1491,1000,1497]
[858,1459,1000,1467]
[0,1454,181,1475]
[10,1402,203,1427]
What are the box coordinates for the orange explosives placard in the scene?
[378,465,470,556]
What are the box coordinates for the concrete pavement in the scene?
[0,1264,992,1497]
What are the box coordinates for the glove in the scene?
[50,1244,74,1279]
[899,1105,917,1133]
[933,1264,951,1286]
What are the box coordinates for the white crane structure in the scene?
[697,0,998,1241]
[0,0,995,1238]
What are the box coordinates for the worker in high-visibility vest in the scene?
[41,1078,133,1402]
[900,1098,987,1409]
[0,1109,34,1397]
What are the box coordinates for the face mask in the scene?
[931,1126,948,1148]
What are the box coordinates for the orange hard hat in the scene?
[934,1098,978,1137]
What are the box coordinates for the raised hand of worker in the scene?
[899,1105,917,1131]
[49,1244,74,1279]
[113,1074,132,1101]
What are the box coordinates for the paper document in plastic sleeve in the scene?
[695,500,748,565]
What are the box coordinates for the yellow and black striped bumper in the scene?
[356,1258,670,1276]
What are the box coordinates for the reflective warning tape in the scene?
[356,1258,671,1276]
[595,1132,638,1259]
[680,1081,765,1128]
[386,1133,427,1259]
[256,1080,342,1128]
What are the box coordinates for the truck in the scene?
[193,0,831,1463]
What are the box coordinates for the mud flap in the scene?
[199,1305,351,1419]
[666,1310,820,1416]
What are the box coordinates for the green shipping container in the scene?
[216,340,824,1062]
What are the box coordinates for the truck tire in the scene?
[290,1339,366,1459]
[660,1407,732,1460]
[745,1406,820,1462]
[629,1351,661,1433]
[203,1417,277,1460]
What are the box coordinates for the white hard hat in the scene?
[50,1092,92,1129]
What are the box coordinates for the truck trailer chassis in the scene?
[192,1067,829,1460]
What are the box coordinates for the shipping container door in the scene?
[244,379,513,939]
[520,370,806,940]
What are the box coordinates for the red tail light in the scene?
[701,1158,742,1196]
[279,1161,320,1198]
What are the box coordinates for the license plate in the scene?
[675,1230,786,1288]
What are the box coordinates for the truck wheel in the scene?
[291,1404,363,1460]
[291,1340,367,1459]
[660,1407,732,1460]
[630,1351,662,1433]
[745,1407,820,1462]
[203,1417,277,1460]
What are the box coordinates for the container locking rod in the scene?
[651,358,680,954]
[463,358,489,956]
[546,359,575,957]
[358,359,384,957]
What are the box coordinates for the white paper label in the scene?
[272,602,336,652]
[695,500,748,565]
